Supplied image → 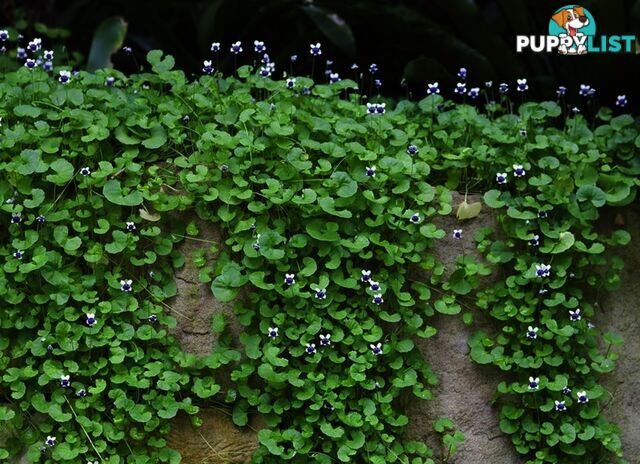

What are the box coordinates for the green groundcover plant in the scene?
[0,32,638,464]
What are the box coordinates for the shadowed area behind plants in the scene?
[2,0,639,111]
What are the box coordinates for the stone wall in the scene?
[406,193,521,463]
[598,206,640,459]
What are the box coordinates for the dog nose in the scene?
[579,15,587,22]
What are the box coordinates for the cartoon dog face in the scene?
[552,6,589,36]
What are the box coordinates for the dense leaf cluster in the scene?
[0,48,637,464]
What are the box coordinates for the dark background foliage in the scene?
[2,0,639,111]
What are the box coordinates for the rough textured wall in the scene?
[598,206,640,460]
[166,215,260,463]
[406,193,522,463]
[169,215,242,358]
[166,411,261,464]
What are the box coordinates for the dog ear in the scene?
[551,9,568,27]
[573,6,585,16]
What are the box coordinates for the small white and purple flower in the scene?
[516,78,528,92]
[120,279,132,292]
[454,82,466,95]
[125,221,136,232]
[562,386,572,395]
[369,280,381,291]
[305,343,316,355]
[577,391,589,404]
[554,400,566,411]
[76,388,87,398]
[535,264,551,278]
[452,229,462,240]
[60,375,71,388]
[268,327,278,338]
[556,85,566,96]
[45,436,56,447]
[286,77,296,89]
[10,213,21,224]
[229,41,242,54]
[496,172,507,185]
[528,376,539,390]
[0,30,8,41]
[105,76,115,87]
[202,60,214,74]
[36,215,46,223]
[13,250,23,259]
[366,166,376,177]
[309,42,322,56]
[519,128,527,136]
[27,38,42,52]
[315,288,327,300]
[513,164,526,177]
[259,65,272,77]
[254,40,266,53]
[148,314,157,323]
[80,167,91,176]
[319,334,331,346]
[457,67,467,79]
[86,313,96,327]
[427,82,440,95]
[361,270,372,283]
[526,326,538,339]
[529,235,540,246]
[372,294,384,305]
[370,342,382,356]
[616,95,628,107]
[329,72,340,83]
[468,87,480,99]
[58,70,71,84]
[284,273,295,286]
[569,308,581,321]
[406,144,419,155]
[579,84,591,96]
[499,82,509,93]
[210,42,220,52]
[410,213,421,224]
[25,58,37,69]
[369,63,378,74]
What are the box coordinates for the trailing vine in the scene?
[0,30,637,464]
[469,109,637,463]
